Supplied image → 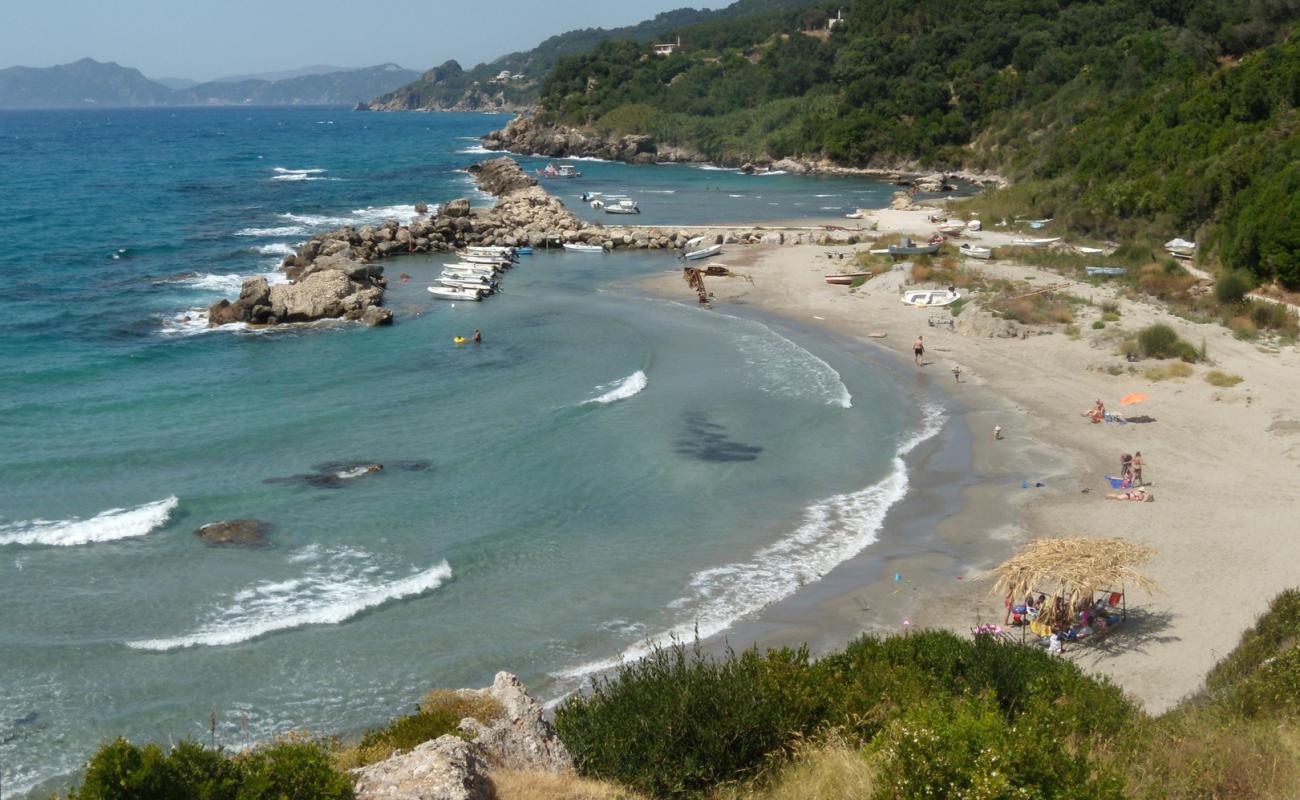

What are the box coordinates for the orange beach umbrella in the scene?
[1120,392,1148,405]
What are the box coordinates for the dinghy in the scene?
[937,221,966,236]
[959,243,992,259]
[825,273,873,285]
[604,199,640,215]
[901,289,960,307]
[439,276,495,293]
[427,285,484,301]
[1010,236,1061,248]
[682,243,722,261]
[564,243,606,253]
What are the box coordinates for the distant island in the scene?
[0,58,419,109]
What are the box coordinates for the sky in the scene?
[2,0,718,81]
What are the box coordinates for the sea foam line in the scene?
[0,497,178,547]
[128,557,453,650]
[725,315,852,408]
[583,371,647,405]
[551,404,945,685]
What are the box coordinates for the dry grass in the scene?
[333,690,504,770]
[709,734,877,800]
[1144,362,1194,381]
[491,769,649,800]
[1205,370,1244,387]
[910,257,983,289]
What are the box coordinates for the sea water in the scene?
[0,108,935,797]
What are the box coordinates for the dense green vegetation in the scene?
[535,0,1300,286]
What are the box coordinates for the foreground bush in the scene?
[334,689,503,769]
[1137,323,1198,361]
[65,737,352,800]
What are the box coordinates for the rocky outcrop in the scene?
[483,115,700,164]
[352,736,491,800]
[195,519,271,547]
[457,672,571,773]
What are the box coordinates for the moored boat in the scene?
[604,199,640,215]
[901,288,960,307]
[959,243,992,259]
[427,285,484,301]
[439,276,496,293]
[538,163,582,178]
[564,243,606,253]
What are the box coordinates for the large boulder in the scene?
[442,198,471,218]
[352,736,490,800]
[457,672,571,773]
[269,270,366,322]
[195,519,270,547]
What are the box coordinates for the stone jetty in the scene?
[206,156,859,328]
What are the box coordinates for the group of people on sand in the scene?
[1107,451,1151,501]
[1004,592,1123,652]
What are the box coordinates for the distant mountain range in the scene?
[0,58,419,109]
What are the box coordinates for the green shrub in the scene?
[336,690,503,769]
[1215,270,1254,304]
[1207,590,1300,696]
[1205,370,1244,387]
[1137,323,1198,361]
[66,738,348,800]
[1092,320,1106,329]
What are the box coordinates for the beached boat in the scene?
[427,285,483,301]
[682,243,722,261]
[888,236,942,256]
[1027,218,1053,229]
[604,199,640,215]
[1085,266,1127,277]
[966,218,982,231]
[564,243,606,253]
[1165,237,1196,258]
[901,288,960,307]
[1010,236,1061,248]
[960,243,992,259]
[825,272,873,285]
[1073,246,1107,255]
[937,221,966,236]
[538,163,581,178]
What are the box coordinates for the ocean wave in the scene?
[819,206,844,211]
[273,167,326,175]
[814,194,841,198]
[458,145,493,154]
[349,204,421,225]
[754,170,788,176]
[0,496,178,547]
[694,164,738,172]
[236,225,307,237]
[583,370,647,405]
[553,405,945,683]
[728,316,852,408]
[257,242,296,256]
[128,553,453,650]
[643,189,676,194]
[271,173,327,182]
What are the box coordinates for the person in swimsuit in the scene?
[1132,451,1144,485]
[913,336,924,365]
[472,329,481,344]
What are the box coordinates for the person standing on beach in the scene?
[1132,452,1144,485]
[913,336,925,365]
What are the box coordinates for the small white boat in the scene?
[604,199,640,215]
[1085,266,1127,277]
[443,260,501,272]
[682,243,722,261]
[465,246,516,258]
[1073,245,1107,255]
[1010,237,1061,248]
[685,235,705,248]
[965,219,982,231]
[458,254,512,266]
[960,243,992,259]
[825,272,873,285]
[1164,237,1196,258]
[590,199,605,209]
[539,163,581,178]
[439,276,495,293]
[442,264,500,278]
[1027,218,1053,229]
[901,289,960,307]
[937,221,966,236]
[427,285,483,301]
[564,243,606,253]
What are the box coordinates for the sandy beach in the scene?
[644,206,1300,712]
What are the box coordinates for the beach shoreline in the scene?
[636,206,1300,713]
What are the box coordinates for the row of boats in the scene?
[561,236,724,261]
[425,246,529,302]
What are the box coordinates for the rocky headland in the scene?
[206,157,858,329]
[483,114,1009,187]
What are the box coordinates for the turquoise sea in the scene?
[0,108,940,796]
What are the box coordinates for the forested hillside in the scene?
[364,0,809,111]
[535,0,1300,286]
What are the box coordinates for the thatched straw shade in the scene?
[985,537,1159,608]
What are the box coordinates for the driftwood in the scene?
[1003,283,1070,302]
[682,267,710,306]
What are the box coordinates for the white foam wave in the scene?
[553,405,945,683]
[0,497,178,547]
[458,145,493,154]
[349,204,421,225]
[643,189,676,194]
[695,164,738,172]
[728,194,743,198]
[819,206,844,211]
[271,173,327,182]
[257,242,296,256]
[814,194,841,198]
[128,554,453,650]
[236,225,307,237]
[754,170,788,176]
[583,370,647,405]
[273,167,326,174]
[729,318,852,408]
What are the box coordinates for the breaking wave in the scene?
[0,497,178,547]
[583,371,648,405]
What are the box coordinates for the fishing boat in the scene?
[604,199,640,215]
[458,253,513,266]
[439,276,496,293]
[901,288,960,307]
[1010,236,1061,248]
[465,246,517,258]
[442,264,500,278]
[959,243,992,259]
[564,243,606,253]
[682,243,722,261]
[825,272,873,285]
[888,236,942,256]
[427,285,484,301]
[538,163,582,178]
[1085,266,1127,277]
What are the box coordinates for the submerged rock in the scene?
[195,519,271,547]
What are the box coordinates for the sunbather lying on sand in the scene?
[1081,399,1105,423]
[1106,486,1152,502]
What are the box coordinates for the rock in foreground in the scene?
[352,736,491,800]
[195,519,271,547]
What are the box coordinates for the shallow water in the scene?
[0,108,936,796]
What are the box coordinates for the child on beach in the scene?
[1132,452,1144,485]
[913,336,925,365]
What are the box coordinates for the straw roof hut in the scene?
[986,537,1158,608]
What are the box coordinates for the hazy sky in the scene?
[3,0,716,80]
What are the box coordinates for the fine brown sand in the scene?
[642,207,1300,713]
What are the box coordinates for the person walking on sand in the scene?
[1132,451,1144,485]
[913,336,925,366]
